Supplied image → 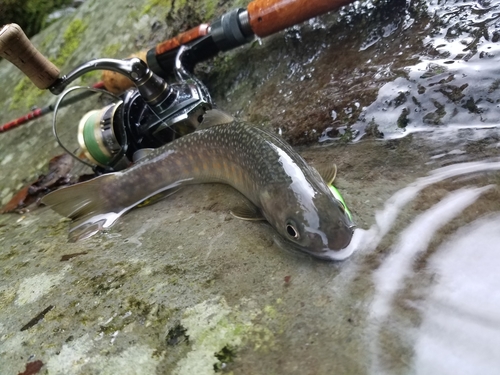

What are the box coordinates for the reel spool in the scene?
[53,86,130,172]
[77,103,125,168]
[51,46,213,173]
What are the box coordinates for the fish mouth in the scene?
[273,226,358,261]
[301,225,357,261]
[285,238,355,261]
[312,246,355,261]
[333,225,356,250]
[312,227,361,261]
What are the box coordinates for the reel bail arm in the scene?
[49,58,172,109]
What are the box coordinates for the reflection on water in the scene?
[357,158,500,373]
[355,158,500,252]
[370,185,493,318]
[364,0,500,138]
[414,214,500,375]
[311,0,500,143]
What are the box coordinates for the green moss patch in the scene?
[52,19,88,68]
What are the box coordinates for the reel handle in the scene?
[101,50,147,94]
[0,23,60,89]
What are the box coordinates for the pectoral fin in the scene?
[230,204,265,221]
[136,188,180,208]
[317,164,337,185]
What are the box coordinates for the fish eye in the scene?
[286,222,300,239]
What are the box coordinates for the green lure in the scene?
[329,185,353,221]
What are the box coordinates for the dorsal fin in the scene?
[199,109,234,128]
[317,164,337,185]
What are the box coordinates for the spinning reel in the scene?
[52,46,213,173]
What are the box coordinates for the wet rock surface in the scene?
[1,0,500,374]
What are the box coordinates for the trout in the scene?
[42,113,355,260]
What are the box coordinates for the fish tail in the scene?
[41,173,121,242]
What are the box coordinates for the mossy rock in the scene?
[0,0,74,37]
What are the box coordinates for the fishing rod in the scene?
[0,81,105,133]
[0,0,355,132]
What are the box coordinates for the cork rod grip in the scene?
[247,0,355,37]
[0,24,60,90]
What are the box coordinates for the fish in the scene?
[41,111,355,260]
